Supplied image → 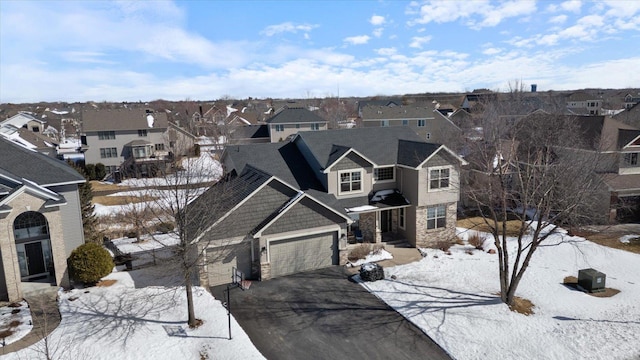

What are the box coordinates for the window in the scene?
[399,208,405,229]
[155,143,165,151]
[427,205,446,229]
[429,167,450,190]
[624,152,639,166]
[418,119,426,127]
[99,147,118,158]
[106,165,117,174]
[275,124,284,132]
[133,147,147,159]
[138,129,147,137]
[374,166,394,182]
[311,123,320,130]
[402,120,408,126]
[98,131,115,140]
[381,120,389,127]
[296,124,300,129]
[339,170,362,194]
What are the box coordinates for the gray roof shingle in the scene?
[266,107,327,125]
[296,127,425,168]
[0,137,85,186]
[82,108,169,132]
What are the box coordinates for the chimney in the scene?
[531,84,537,92]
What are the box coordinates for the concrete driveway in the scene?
[211,266,451,360]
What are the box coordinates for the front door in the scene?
[25,242,46,276]
[380,210,392,233]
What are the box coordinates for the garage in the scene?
[207,242,252,287]
[269,232,338,278]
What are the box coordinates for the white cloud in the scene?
[409,35,432,49]
[343,35,371,45]
[482,48,502,55]
[549,15,568,24]
[261,22,318,36]
[407,0,537,28]
[373,28,384,38]
[376,47,397,56]
[370,15,385,26]
[561,0,582,13]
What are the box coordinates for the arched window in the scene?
[13,211,49,241]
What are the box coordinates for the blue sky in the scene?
[1,0,639,103]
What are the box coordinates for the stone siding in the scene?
[415,202,457,248]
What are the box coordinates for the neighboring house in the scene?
[0,112,47,134]
[193,127,466,286]
[0,137,86,302]
[359,103,461,147]
[623,93,640,110]
[0,127,59,157]
[566,91,602,115]
[81,108,169,176]
[265,106,328,143]
[227,125,270,145]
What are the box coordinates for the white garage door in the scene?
[269,232,337,278]
[207,242,252,287]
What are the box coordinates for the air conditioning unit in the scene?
[578,268,606,293]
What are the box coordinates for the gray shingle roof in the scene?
[397,140,441,167]
[82,108,169,132]
[266,107,327,124]
[618,129,640,149]
[296,127,425,168]
[360,104,437,120]
[0,137,85,186]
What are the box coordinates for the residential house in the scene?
[359,103,462,148]
[566,91,602,115]
[265,106,328,143]
[192,127,466,286]
[623,93,640,110]
[1,112,47,134]
[81,108,170,176]
[0,137,86,301]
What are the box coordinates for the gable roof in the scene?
[360,104,436,120]
[266,107,326,125]
[294,127,425,168]
[0,136,85,186]
[0,112,47,128]
[618,129,640,149]
[82,108,169,132]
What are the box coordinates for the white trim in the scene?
[323,148,377,174]
[427,165,452,192]
[398,207,406,230]
[373,166,395,183]
[416,144,468,168]
[264,225,340,242]
[337,169,364,196]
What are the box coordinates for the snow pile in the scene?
[619,234,639,244]
[347,249,393,267]
[4,270,264,360]
[361,228,640,360]
[111,233,180,253]
[0,301,33,346]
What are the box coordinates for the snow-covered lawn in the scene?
[3,269,264,360]
[346,248,393,267]
[361,227,640,360]
[0,301,33,346]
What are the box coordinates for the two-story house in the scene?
[81,108,169,176]
[0,137,86,301]
[359,103,462,149]
[189,127,466,287]
[265,106,328,143]
[566,91,602,115]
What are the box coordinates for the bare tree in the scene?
[463,103,611,306]
[131,141,239,328]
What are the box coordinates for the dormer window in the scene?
[339,170,362,194]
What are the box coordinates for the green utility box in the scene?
[578,268,606,293]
